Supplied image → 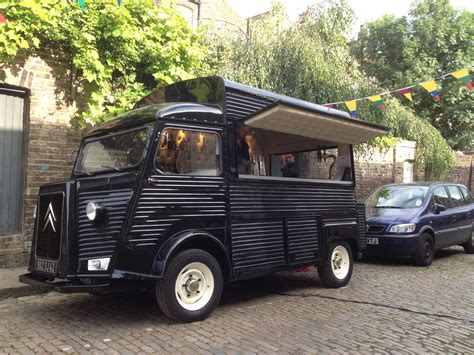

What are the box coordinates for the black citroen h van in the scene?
[21,76,388,322]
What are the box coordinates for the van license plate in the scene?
[35,259,57,273]
[367,237,379,245]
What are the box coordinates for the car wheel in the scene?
[156,249,223,323]
[461,232,474,254]
[413,233,434,266]
[317,241,353,288]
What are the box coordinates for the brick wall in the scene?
[0,54,82,267]
[354,140,423,201]
[355,148,394,201]
[442,153,473,192]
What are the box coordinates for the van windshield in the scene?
[365,185,429,209]
[75,126,151,175]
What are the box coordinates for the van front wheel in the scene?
[156,249,223,323]
[317,241,353,288]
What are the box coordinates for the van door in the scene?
[123,125,227,274]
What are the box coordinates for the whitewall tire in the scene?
[156,249,223,322]
[317,241,353,288]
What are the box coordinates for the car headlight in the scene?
[86,201,104,221]
[389,223,416,233]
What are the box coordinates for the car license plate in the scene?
[367,237,379,245]
[35,259,57,273]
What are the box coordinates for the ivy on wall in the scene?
[0,0,206,123]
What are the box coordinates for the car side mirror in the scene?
[433,203,446,214]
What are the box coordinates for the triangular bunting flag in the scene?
[323,103,334,109]
[344,100,357,118]
[450,68,473,90]
[118,0,121,6]
[0,13,6,24]
[395,87,413,102]
[368,95,386,110]
[155,0,160,7]
[420,80,441,101]
[77,0,85,10]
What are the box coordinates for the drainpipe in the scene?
[189,0,201,25]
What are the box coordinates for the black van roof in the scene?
[90,76,388,141]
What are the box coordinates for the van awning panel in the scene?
[244,104,389,144]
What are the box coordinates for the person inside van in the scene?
[281,153,300,178]
[236,125,250,174]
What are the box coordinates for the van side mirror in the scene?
[433,203,446,214]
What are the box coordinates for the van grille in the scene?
[35,193,64,260]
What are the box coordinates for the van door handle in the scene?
[468,212,472,218]
[147,177,160,184]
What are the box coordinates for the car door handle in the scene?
[468,212,472,218]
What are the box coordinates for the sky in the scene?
[228,0,474,36]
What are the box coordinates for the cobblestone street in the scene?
[0,247,473,354]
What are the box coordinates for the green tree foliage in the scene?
[0,0,205,122]
[351,0,474,150]
[202,0,453,178]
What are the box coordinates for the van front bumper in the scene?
[364,233,421,258]
[19,273,112,294]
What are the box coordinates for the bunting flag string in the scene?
[395,87,413,102]
[324,67,472,118]
[451,68,473,90]
[344,100,357,118]
[420,80,441,101]
[368,95,385,110]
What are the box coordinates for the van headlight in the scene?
[86,201,104,221]
[87,258,110,271]
[389,223,416,233]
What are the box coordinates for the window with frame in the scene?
[432,186,450,209]
[75,126,150,175]
[235,124,352,182]
[459,186,473,204]
[156,128,221,176]
[447,185,464,207]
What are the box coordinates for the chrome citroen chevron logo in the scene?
[43,203,57,232]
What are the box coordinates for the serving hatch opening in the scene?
[244,103,388,145]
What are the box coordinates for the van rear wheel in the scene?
[156,249,223,323]
[317,241,353,288]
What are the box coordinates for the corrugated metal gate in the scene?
[0,87,26,234]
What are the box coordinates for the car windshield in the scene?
[366,185,430,209]
[75,126,151,175]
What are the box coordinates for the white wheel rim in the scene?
[175,262,214,311]
[331,245,350,280]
